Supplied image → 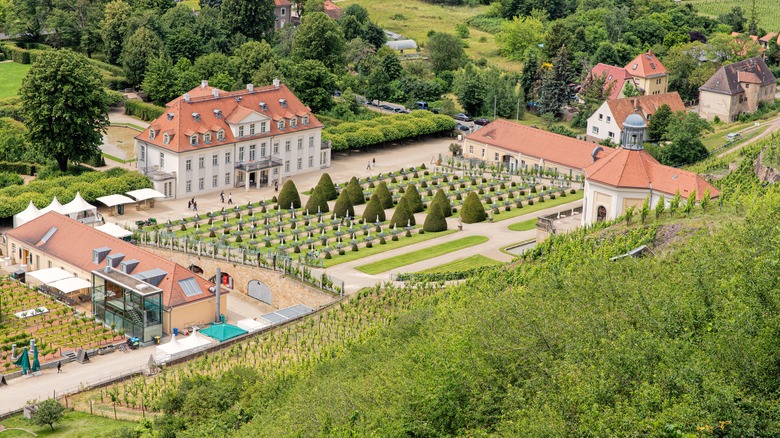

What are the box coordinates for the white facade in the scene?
[582,179,672,225]
[585,101,621,144]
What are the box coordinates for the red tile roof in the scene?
[624,50,667,78]
[760,32,777,43]
[275,0,292,7]
[138,82,323,153]
[323,0,342,19]
[6,212,218,308]
[589,63,634,100]
[584,148,719,199]
[466,119,611,169]
[606,92,686,130]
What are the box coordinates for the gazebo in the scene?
[96,194,136,216]
[13,201,39,228]
[63,192,98,224]
[126,188,165,210]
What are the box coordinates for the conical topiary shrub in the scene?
[423,200,447,232]
[332,189,355,219]
[305,185,329,214]
[389,197,415,228]
[346,177,365,205]
[375,181,394,209]
[461,191,486,223]
[403,184,424,213]
[362,194,386,222]
[316,172,338,200]
[277,180,301,209]
[430,188,452,217]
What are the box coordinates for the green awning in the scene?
[199,323,248,342]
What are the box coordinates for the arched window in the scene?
[302,115,309,126]
[597,206,607,222]
[163,133,170,144]
[149,129,156,140]
[217,129,225,141]
[190,135,198,146]
[278,119,285,130]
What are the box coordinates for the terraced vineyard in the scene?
[688,0,780,30]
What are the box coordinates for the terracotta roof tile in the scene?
[624,50,667,78]
[275,0,292,6]
[6,212,219,308]
[324,0,342,18]
[588,63,634,100]
[137,83,323,153]
[606,92,685,130]
[466,120,611,169]
[760,32,777,43]
[584,148,720,199]
[700,57,776,95]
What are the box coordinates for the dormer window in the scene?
[278,119,285,130]
[290,117,297,128]
[217,129,225,141]
[190,135,198,146]
[302,115,309,126]
[204,132,212,143]
[163,133,170,144]
[149,129,156,140]
[238,126,244,137]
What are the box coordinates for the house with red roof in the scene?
[698,57,777,122]
[582,112,718,225]
[275,0,292,29]
[6,212,225,342]
[134,79,329,199]
[323,0,343,19]
[584,51,669,100]
[585,92,685,144]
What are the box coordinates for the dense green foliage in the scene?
[430,188,452,217]
[345,176,365,206]
[374,181,394,209]
[315,173,338,201]
[389,196,415,228]
[323,111,456,151]
[124,100,165,122]
[422,200,447,232]
[277,180,302,209]
[460,191,486,223]
[332,189,354,219]
[30,399,65,431]
[362,193,386,223]
[402,183,423,213]
[304,185,328,215]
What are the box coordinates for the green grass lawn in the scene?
[0,410,137,437]
[491,191,584,222]
[507,218,536,231]
[356,235,488,274]
[323,229,456,267]
[416,254,501,273]
[0,62,31,98]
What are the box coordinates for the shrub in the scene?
[345,177,365,205]
[294,245,301,253]
[351,244,359,252]
[405,230,412,237]
[389,197,415,227]
[391,235,398,241]
[403,184,424,213]
[375,181,394,209]
[423,201,448,232]
[538,195,545,202]
[332,190,355,219]
[380,237,386,244]
[431,189,452,217]
[235,235,243,242]
[305,185,329,214]
[362,194,386,222]
[338,249,345,255]
[528,199,534,205]
[418,229,425,234]
[278,180,302,209]
[316,173,338,200]
[124,100,165,121]
[324,251,332,259]
[461,192,486,223]
[570,189,576,194]
[505,205,511,211]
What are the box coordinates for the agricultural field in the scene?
[0,62,30,99]
[341,0,521,72]
[0,279,124,371]
[687,0,780,31]
[137,165,576,267]
[0,411,135,437]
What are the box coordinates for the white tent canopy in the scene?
[95,222,133,239]
[127,188,165,201]
[63,192,98,224]
[13,201,40,228]
[96,194,136,207]
[48,276,91,294]
[27,267,73,284]
[237,318,272,333]
[178,329,214,349]
[39,197,66,215]
[154,329,214,363]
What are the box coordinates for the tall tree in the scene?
[659,111,712,166]
[220,0,274,41]
[292,12,346,71]
[284,59,336,113]
[572,71,611,129]
[5,0,50,42]
[101,0,132,64]
[454,65,486,116]
[231,40,275,84]
[520,50,540,101]
[427,32,466,73]
[537,45,573,116]
[496,15,544,61]
[121,27,164,86]
[142,57,178,105]
[718,6,746,32]
[20,50,109,172]
[647,104,673,141]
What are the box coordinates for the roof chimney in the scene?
[247,83,254,92]
[279,98,287,108]
[212,88,219,98]
[167,113,174,121]
[184,93,190,103]
[273,78,280,89]
[201,80,208,89]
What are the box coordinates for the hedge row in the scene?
[394,265,500,282]
[0,168,152,218]
[0,43,49,64]
[0,97,22,120]
[0,161,37,176]
[125,100,165,121]
[323,111,455,151]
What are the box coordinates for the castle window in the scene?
[190,135,198,146]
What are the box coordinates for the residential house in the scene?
[6,212,225,341]
[582,113,719,225]
[585,92,685,144]
[275,0,292,29]
[587,63,635,100]
[463,119,610,178]
[134,79,329,199]
[323,0,343,19]
[698,56,777,122]
[584,50,669,100]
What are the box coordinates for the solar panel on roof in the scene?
[650,62,656,69]
[134,268,167,286]
[260,312,287,324]
[40,227,58,244]
[178,278,203,297]
[276,307,300,319]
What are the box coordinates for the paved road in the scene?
[717,114,780,159]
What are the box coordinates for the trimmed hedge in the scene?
[323,110,456,151]
[461,191,487,224]
[345,177,365,205]
[375,181,394,209]
[0,97,23,120]
[316,173,338,201]
[0,161,37,176]
[423,201,447,232]
[304,185,329,214]
[362,194,386,223]
[389,197,415,228]
[124,100,165,121]
[278,180,302,209]
[332,189,354,219]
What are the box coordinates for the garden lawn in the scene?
[492,191,583,222]
[0,410,136,437]
[507,218,537,231]
[356,235,488,274]
[0,62,31,98]
[323,229,456,267]
[416,254,501,274]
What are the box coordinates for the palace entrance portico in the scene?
[235,158,283,191]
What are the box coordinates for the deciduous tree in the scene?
[220,0,274,41]
[30,399,65,431]
[427,32,466,73]
[292,12,346,71]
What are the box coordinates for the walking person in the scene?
[190,197,195,211]
[220,190,225,203]
[193,200,198,212]
[57,361,61,373]
[228,193,233,204]
[187,199,192,210]
[367,160,371,170]
[372,157,376,167]
[274,181,279,193]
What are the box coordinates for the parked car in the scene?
[726,132,742,141]
[379,104,395,111]
[474,118,490,126]
[416,101,429,110]
[456,123,470,131]
[453,113,473,122]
